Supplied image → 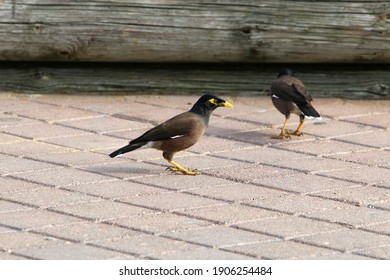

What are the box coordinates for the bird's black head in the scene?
[277,68,294,78]
[190,94,233,118]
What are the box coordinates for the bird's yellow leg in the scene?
[167,160,201,175]
[273,115,291,139]
[287,118,304,136]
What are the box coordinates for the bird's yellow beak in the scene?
[222,100,233,108]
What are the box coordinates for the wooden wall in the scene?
[0,1,389,98]
[0,0,389,63]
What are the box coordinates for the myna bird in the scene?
[271,68,321,139]
[109,94,233,175]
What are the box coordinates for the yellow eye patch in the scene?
[208,98,218,105]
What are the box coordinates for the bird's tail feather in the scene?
[297,103,321,119]
[109,143,145,158]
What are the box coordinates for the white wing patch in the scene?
[170,134,185,139]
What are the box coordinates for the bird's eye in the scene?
[208,98,218,105]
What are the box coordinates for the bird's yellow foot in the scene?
[272,132,291,139]
[166,166,201,175]
[286,129,303,136]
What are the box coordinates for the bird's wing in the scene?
[291,78,313,103]
[130,112,201,144]
[272,76,313,103]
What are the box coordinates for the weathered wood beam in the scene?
[0,63,389,99]
[0,1,389,63]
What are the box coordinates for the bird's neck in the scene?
[190,106,213,126]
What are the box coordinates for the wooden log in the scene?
[0,62,389,99]
[0,1,389,63]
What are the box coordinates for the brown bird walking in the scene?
[271,69,321,139]
[109,94,233,175]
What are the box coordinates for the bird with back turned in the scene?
[109,94,233,175]
[271,68,321,139]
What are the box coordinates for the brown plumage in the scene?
[271,69,321,139]
[109,94,233,175]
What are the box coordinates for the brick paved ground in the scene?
[0,93,389,260]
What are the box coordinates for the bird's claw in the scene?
[286,129,303,136]
[166,166,201,176]
[272,133,291,139]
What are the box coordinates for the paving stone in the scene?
[64,179,165,199]
[118,106,185,124]
[0,132,26,144]
[13,167,114,187]
[294,229,390,252]
[0,209,84,230]
[257,173,358,194]
[236,215,344,239]
[297,252,374,260]
[52,200,155,221]
[17,241,135,260]
[1,122,88,140]
[0,113,40,127]
[187,135,257,154]
[78,160,165,180]
[279,138,369,156]
[0,200,33,214]
[157,247,255,260]
[165,226,278,248]
[112,212,212,235]
[0,97,40,113]
[307,206,390,227]
[313,185,390,206]
[95,234,200,257]
[42,133,126,151]
[57,115,151,134]
[1,94,390,260]
[270,156,364,174]
[0,140,75,157]
[354,245,390,259]
[0,252,30,260]
[34,95,137,114]
[207,117,268,138]
[372,200,390,211]
[301,119,374,139]
[322,166,390,185]
[229,240,335,259]
[0,225,17,234]
[340,112,390,129]
[320,99,390,119]
[186,182,290,202]
[220,146,313,165]
[177,203,281,225]
[247,194,352,215]
[361,221,390,235]
[0,187,99,209]
[224,108,282,127]
[333,129,390,148]
[36,221,141,243]
[132,173,236,191]
[11,103,100,122]
[219,128,293,146]
[0,157,57,176]
[327,149,390,168]
[29,150,119,168]
[206,163,295,183]
[120,192,223,211]
[0,231,58,252]
[147,154,248,173]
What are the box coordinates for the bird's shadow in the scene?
[206,127,280,146]
[85,164,162,177]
